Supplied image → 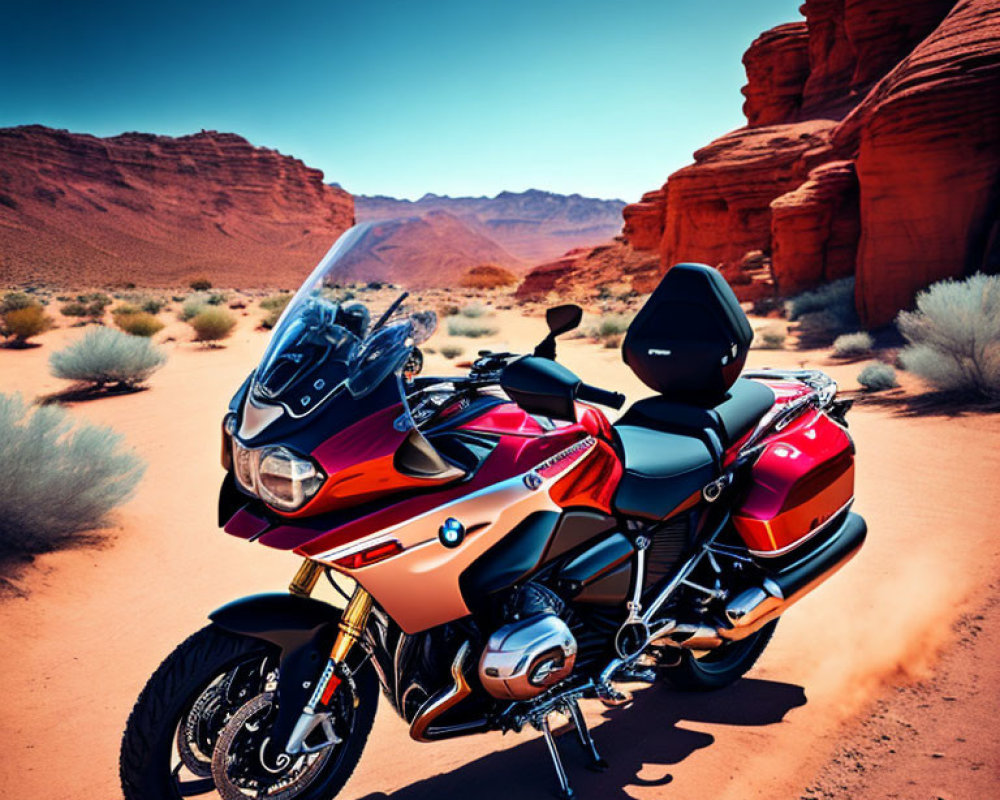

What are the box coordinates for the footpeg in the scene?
[613,665,657,684]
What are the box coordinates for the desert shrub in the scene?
[1,291,34,313]
[785,278,857,328]
[260,293,292,329]
[832,331,874,358]
[438,303,460,317]
[180,294,208,321]
[114,312,165,337]
[189,307,237,343]
[2,305,54,344]
[112,303,142,316]
[140,296,165,314]
[447,317,498,338]
[206,292,228,306]
[189,277,212,291]
[0,392,145,555]
[795,310,848,341]
[896,274,1000,399]
[440,344,464,359]
[460,302,488,318]
[50,326,166,387]
[603,334,623,349]
[753,326,786,350]
[61,292,112,318]
[858,363,898,392]
[60,302,90,317]
[596,314,633,338]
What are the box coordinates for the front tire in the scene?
[659,620,778,692]
[120,624,377,800]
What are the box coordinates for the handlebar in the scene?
[576,382,626,410]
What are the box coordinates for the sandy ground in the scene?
[1,302,998,799]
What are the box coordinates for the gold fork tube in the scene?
[289,558,323,597]
[330,585,373,664]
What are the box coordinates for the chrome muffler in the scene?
[718,511,867,641]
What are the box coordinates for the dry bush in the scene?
[180,294,209,321]
[857,363,898,392]
[0,393,145,556]
[190,307,237,343]
[50,326,166,387]
[897,273,1000,399]
[753,326,786,350]
[114,311,165,338]
[447,317,498,338]
[259,293,292,329]
[440,344,464,359]
[832,331,874,358]
[1,291,34,313]
[2,305,54,345]
[189,277,212,291]
[460,302,489,318]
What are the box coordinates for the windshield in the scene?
[252,223,437,418]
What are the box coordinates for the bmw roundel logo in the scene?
[439,518,465,548]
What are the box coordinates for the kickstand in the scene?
[538,715,575,800]
[567,698,608,772]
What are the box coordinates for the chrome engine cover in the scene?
[479,613,577,700]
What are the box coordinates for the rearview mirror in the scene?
[546,304,583,336]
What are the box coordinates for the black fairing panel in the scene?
[557,532,635,604]
[459,511,560,602]
[622,263,753,404]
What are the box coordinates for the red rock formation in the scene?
[622,0,990,325]
[770,160,859,293]
[835,0,1000,325]
[742,22,810,126]
[516,239,659,302]
[0,126,354,288]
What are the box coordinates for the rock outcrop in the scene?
[0,126,354,288]
[516,239,659,302]
[624,0,999,326]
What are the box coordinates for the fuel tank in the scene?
[733,408,854,557]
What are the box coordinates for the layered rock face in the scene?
[0,126,354,287]
[625,0,1000,325]
[516,239,659,302]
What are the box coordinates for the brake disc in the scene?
[211,693,333,800]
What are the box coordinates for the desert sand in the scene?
[1,303,998,799]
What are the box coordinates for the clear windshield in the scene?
[252,222,437,418]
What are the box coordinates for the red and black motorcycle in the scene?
[121,222,866,800]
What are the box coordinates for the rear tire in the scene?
[120,623,377,800]
[659,620,778,692]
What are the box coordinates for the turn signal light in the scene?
[334,540,403,569]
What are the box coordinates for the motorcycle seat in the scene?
[616,378,775,461]
[611,425,717,520]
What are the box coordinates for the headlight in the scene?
[257,446,325,511]
[230,442,324,512]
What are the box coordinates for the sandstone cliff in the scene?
[0,126,354,288]
[624,0,999,326]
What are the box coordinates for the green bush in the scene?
[460,302,488,318]
[785,278,858,331]
[180,294,208,321]
[858,363,898,392]
[754,326,786,350]
[833,331,874,358]
[189,277,212,291]
[206,292,228,306]
[1,291,34,313]
[0,393,145,555]
[2,305,54,344]
[189,307,237,343]
[440,344,464,359]
[114,312,165,337]
[140,297,165,314]
[447,317,498,338]
[897,273,1000,399]
[259,293,292,329]
[50,326,166,387]
[597,314,633,338]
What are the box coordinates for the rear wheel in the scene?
[120,623,377,800]
[659,620,778,691]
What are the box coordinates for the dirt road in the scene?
[1,310,998,799]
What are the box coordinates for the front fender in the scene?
[209,593,345,745]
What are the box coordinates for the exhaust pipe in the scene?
[718,511,867,641]
[409,641,488,742]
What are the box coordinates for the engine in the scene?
[479,584,578,700]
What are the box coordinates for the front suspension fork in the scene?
[285,560,373,755]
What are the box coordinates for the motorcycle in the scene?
[120,221,866,800]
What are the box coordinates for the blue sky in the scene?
[0,0,801,201]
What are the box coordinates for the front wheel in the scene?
[120,624,377,800]
[659,620,778,692]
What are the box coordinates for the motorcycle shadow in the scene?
[354,677,807,800]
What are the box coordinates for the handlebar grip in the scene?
[576,382,626,410]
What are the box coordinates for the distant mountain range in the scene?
[352,189,625,264]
